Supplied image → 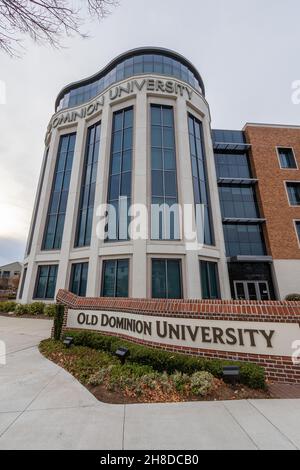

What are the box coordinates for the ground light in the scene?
[222,366,240,386]
[115,347,130,365]
[63,337,74,349]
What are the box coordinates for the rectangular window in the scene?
[295,221,300,244]
[18,267,27,299]
[152,259,182,299]
[286,182,300,206]
[75,122,101,247]
[101,259,129,297]
[188,114,214,245]
[215,152,251,179]
[200,261,220,299]
[151,105,179,240]
[218,184,259,219]
[107,107,133,241]
[69,263,88,297]
[223,223,266,257]
[278,148,297,169]
[43,134,76,250]
[34,265,58,299]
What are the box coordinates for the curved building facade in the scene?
[18,47,237,303]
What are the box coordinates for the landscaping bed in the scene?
[39,332,270,404]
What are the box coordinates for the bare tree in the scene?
[0,0,119,57]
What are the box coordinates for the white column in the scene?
[131,92,148,298]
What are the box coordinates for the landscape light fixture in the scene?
[115,347,130,365]
[63,337,74,349]
[222,366,240,386]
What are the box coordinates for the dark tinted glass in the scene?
[188,114,213,245]
[218,185,259,219]
[102,259,129,297]
[278,148,297,169]
[70,263,88,297]
[151,105,179,240]
[34,265,58,299]
[223,224,266,257]
[215,152,251,179]
[75,122,101,247]
[107,108,133,241]
[287,183,300,205]
[43,134,76,250]
[200,261,220,299]
[152,259,182,299]
[57,53,202,111]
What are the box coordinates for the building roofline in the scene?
[54,46,205,110]
[243,122,300,130]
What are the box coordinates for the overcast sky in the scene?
[0,0,299,266]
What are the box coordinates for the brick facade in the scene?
[57,289,300,384]
[244,125,300,260]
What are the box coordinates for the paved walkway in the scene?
[0,316,300,450]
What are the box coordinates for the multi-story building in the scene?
[18,48,300,303]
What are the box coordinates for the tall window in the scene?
[188,114,213,245]
[69,263,88,297]
[152,259,182,299]
[34,265,58,299]
[75,122,101,247]
[107,108,133,240]
[223,224,266,257]
[102,259,129,297]
[151,105,179,240]
[43,134,76,250]
[286,182,300,206]
[200,261,220,299]
[278,148,297,169]
[218,185,259,219]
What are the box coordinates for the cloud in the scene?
[0,237,25,266]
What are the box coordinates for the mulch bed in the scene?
[87,381,271,405]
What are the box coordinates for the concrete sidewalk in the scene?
[0,316,299,450]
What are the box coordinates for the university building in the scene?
[18,47,300,303]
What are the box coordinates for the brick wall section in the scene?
[56,289,300,384]
[244,125,300,259]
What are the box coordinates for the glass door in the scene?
[234,281,271,301]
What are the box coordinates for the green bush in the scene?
[0,301,17,313]
[62,330,266,389]
[28,302,45,315]
[190,371,214,396]
[285,294,300,301]
[14,304,30,315]
[44,304,57,317]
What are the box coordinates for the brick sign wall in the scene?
[57,290,300,384]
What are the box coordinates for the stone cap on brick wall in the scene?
[56,289,300,318]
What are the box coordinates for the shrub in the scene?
[62,330,266,389]
[14,304,30,315]
[285,294,300,301]
[171,372,190,391]
[190,371,214,396]
[28,302,45,315]
[0,301,17,313]
[44,304,57,317]
[53,304,65,340]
